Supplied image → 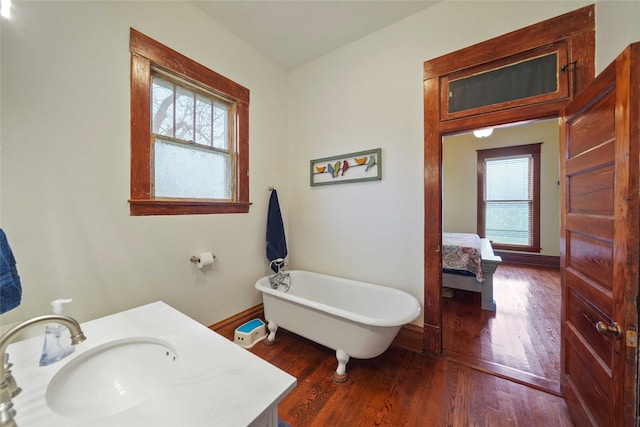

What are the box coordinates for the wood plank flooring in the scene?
[442,264,561,394]
[215,290,572,426]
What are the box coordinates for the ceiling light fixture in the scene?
[473,128,493,138]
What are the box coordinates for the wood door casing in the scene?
[560,43,639,426]
[422,4,595,355]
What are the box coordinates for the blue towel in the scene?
[0,228,22,314]
[266,190,287,272]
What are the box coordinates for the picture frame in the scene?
[310,148,382,186]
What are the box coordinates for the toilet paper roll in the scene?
[196,252,215,269]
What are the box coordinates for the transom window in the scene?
[440,42,569,121]
[477,143,541,252]
[448,52,558,113]
[129,29,250,216]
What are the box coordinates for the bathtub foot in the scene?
[333,349,350,383]
[264,320,278,346]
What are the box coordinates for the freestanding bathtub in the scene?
[254,270,422,382]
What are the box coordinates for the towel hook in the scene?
[268,186,274,191]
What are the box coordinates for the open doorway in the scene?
[421,7,595,387]
[441,120,562,393]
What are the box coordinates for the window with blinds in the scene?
[484,155,532,245]
[477,143,541,252]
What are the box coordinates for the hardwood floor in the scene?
[215,303,572,426]
[442,264,561,394]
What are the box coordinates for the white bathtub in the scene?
[254,270,422,382]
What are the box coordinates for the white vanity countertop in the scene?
[6,301,297,426]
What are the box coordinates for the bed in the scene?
[442,232,502,311]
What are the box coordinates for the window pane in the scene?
[195,95,212,146]
[175,86,194,142]
[154,139,231,199]
[484,155,533,246]
[485,157,530,200]
[213,103,228,149]
[485,201,530,245]
[448,53,558,113]
[152,77,174,137]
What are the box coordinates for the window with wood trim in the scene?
[129,28,250,215]
[477,143,541,252]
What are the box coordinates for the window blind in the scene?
[484,155,533,246]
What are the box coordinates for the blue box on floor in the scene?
[234,318,266,349]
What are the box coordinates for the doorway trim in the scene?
[422,5,595,361]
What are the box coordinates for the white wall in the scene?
[2,1,639,333]
[596,0,640,73]
[0,1,288,332]
[287,0,638,323]
[442,120,561,256]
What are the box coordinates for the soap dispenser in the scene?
[39,298,76,366]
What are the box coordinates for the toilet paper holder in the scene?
[190,253,216,263]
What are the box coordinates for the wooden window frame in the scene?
[477,143,542,253]
[129,28,250,215]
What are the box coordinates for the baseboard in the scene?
[210,304,425,354]
[393,323,424,354]
[494,251,560,268]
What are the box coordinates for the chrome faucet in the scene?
[0,315,86,427]
[268,258,291,292]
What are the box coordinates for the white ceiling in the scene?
[191,1,440,70]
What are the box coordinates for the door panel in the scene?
[566,269,612,320]
[568,166,615,214]
[566,287,614,364]
[560,43,639,426]
[565,343,611,426]
[566,92,615,158]
[567,232,613,290]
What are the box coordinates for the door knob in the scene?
[596,321,622,338]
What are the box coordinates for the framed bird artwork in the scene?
[310,148,382,186]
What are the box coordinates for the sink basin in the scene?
[46,337,179,420]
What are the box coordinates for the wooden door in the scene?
[560,43,639,426]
